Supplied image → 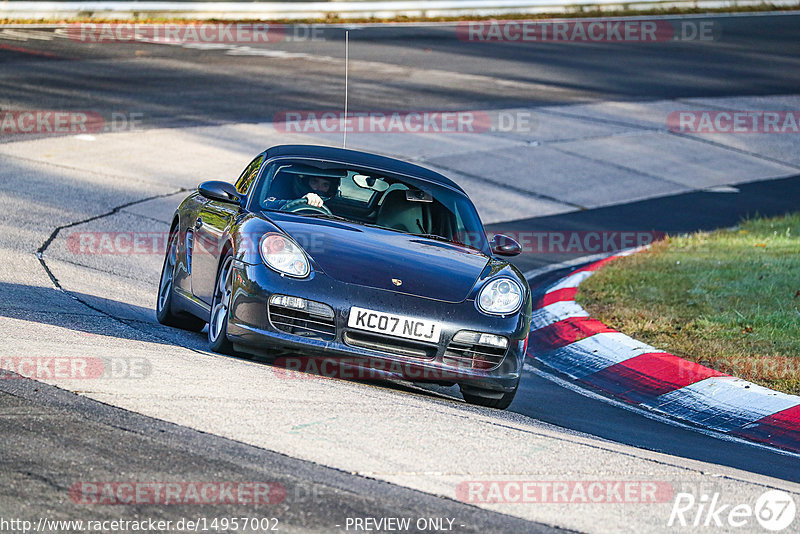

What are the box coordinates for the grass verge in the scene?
[576,213,800,395]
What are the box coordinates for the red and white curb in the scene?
[525,249,800,454]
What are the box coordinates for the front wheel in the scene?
[156,230,205,332]
[208,254,235,354]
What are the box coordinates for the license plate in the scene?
[348,306,441,343]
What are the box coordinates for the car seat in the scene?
[375,190,424,233]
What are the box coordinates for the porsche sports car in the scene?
[157,145,531,409]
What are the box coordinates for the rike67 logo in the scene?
[669,488,796,531]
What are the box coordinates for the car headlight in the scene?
[259,233,310,278]
[477,278,523,315]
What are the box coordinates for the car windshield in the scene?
[251,158,490,253]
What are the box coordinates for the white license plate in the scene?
[348,307,441,343]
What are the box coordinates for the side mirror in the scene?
[490,234,522,257]
[198,181,240,204]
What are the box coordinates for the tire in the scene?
[208,254,235,354]
[156,230,206,332]
[460,379,519,410]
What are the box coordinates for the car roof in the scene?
[263,145,465,194]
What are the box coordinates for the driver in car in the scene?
[263,173,341,211]
[302,175,338,207]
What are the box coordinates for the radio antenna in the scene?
[343,30,349,149]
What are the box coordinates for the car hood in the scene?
[268,213,490,303]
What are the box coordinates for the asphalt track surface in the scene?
[1,13,800,533]
[0,377,547,533]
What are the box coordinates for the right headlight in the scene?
[477,278,523,315]
[259,233,310,278]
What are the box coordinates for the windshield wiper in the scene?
[411,233,482,252]
[303,213,352,223]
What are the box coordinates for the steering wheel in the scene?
[279,198,333,216]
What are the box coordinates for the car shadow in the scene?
[0,281,208,350]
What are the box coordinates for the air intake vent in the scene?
[443,331,508,371]
[268,297,335,341]
[343,331,437,360]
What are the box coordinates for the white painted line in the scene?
[227,48,315,59]
[523,251,615,281]
[536,332,656,379]
[649,377,800,433]
[524,246,650,282]
[545,269,595,292]
[530,300,588,330]
[0,29,54,40]
[175,43,235,50]
[703,185,740,193]
[615,244,649,257]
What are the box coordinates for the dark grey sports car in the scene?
[157,145,531,409]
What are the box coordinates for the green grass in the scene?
[576,213,800,395]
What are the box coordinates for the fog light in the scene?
[307,300,335,319]
[453,330,509,349]
[478,333,509,349]
[453,331,481,344]
[271,294,307,311]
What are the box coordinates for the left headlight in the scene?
[477,278,523,315]
[259,233,310,278]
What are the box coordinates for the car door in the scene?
[192,155,264,305]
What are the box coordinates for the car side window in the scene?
[235,155,264,195]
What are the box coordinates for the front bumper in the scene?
[225,261,530,392]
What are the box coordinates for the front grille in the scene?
[343,331,437,360]
[443,338,507,371]
[269,302,336,341]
